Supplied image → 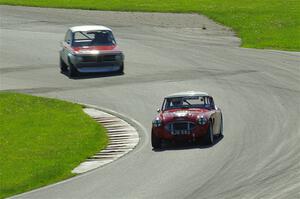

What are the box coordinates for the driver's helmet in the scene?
[93,32,109,44]
[171,98,182,107]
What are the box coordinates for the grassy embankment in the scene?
[0,92,108,198]
[0,0,299,51]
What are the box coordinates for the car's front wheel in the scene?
[206,122,214,145]
[218,115,223,138]
[68,64,78,78]
[60,57,68,72]
[151,132,162,149]
[118,62,124,74]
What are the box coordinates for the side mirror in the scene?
[157,108,161,113]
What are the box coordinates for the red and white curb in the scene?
[72,108,139,174]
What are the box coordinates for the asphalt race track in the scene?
[1,5,300,199]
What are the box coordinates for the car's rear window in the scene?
[72,30,116,47]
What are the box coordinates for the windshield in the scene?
[162,96,214,110]
[72,30,116,47]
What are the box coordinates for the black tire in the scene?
[118,62,124,74]
[151,132,161,149]
[60,57,68,72]
[206,122,214,145]
[68,64,78,78]
[218,115,223,138]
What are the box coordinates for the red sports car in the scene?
[151,91,223,149]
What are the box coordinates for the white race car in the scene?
[60,25,124,77]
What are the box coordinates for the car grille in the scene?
[165,122,196,135]
[81,56,97,62]
[102,55,116,62]
[80,55,117,63]
[97,54,117,62]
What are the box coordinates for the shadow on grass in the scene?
[153,135,224,152]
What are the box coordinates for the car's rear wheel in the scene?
[60,57,68,72]
[151,132,161,149]
[68,64,78,78]
[206,122,214,145]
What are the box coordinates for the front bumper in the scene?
[76,65,122,73]
[152,123,209,141]
[70,53,123,73]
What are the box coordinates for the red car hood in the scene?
[160,108,209,123]
[72,45,121,54]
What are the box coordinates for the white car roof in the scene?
[165,91,209,98]
[69,25,112,32]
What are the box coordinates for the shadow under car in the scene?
[153,135,224,152]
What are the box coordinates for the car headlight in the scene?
[198,115,207,125]
[152,118,162,127]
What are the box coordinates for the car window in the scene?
[64,30,72,44]
[163,96,213,110]
[74,31,95,40]
[72,30,116,47]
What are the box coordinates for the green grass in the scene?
[0,92,108,198]
[0,0,299,51]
